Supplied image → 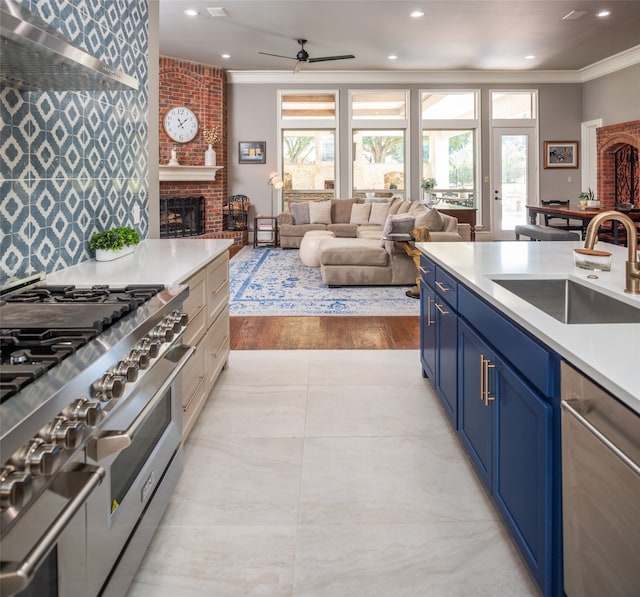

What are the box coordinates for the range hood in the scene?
[0,0,139,91]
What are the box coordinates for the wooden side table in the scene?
[253,217,278,247]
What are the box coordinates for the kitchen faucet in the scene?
[584,210,640,294]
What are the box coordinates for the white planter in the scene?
[95,245,136,262]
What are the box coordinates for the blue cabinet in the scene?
[458,319,554,594]
[420,255,562,597]
[420,254,458,428]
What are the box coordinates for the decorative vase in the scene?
[96,246,135,262]
[205,144,216,166]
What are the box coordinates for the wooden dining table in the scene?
[526,204,640,244]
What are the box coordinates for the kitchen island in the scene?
[417,239,639,413]
[48,238,234,437]
[416,239,640,597]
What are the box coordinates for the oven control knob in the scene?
[171,310,189,327]
[40,416,85,450]
[136,338,161,359]
[150,324,173,343]
[64,398,104,427]
[92,374,126,401]
[13,438,63,476]
[111,360,139,383]
[0,467,33,510]
[128,349,150,369]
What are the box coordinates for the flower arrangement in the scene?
[202,126,220,146]
[421,177,436,192]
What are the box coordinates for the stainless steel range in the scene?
[0,273,193,596]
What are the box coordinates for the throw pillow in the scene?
[308,200,332,224]
[414,208,444,232]
[369,202,390,226]
[380,214,415,247]
[350,203,371,224]
[290,201,310,225]
[396,201,411,214]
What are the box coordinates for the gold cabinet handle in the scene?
[435,302,449,315]
[211,279,227,295]
[479,354,495,406]
[426,296,434,326]
[435,281,450,292]
[419,266,431,274]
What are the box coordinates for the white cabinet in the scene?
[180,251,230,439]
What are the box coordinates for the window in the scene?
[421,91,479,206]
[279,91,337,202]
[350,91,408,195]
[282,130,336,192]
[491,92,536,119]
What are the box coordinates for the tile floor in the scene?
[128,350,540,596]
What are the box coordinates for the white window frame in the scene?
[277,89,340,197]
[348,89,410,197]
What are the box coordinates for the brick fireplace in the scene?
[596,120,640,210]
[159,57,247,245]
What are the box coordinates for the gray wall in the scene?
[227,81,585,232]
[583,64,640,125]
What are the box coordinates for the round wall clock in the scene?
[163,106,199,143]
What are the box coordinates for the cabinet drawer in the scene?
[435,266,458,309]
[207,254,229,325]
[181,340,205,410]
[182,268,207,345]
[420,254,436,288]
[204,305,230,388]
[458,285,556,397]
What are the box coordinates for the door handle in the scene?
[0,465,104,597]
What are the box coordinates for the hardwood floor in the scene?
[230,315,420,350]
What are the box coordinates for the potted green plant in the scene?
[89,227,140,261]
[578,188,599,209]
[421,177,437,203]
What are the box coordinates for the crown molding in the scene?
[578,44,640,82]
[227,46,640,86]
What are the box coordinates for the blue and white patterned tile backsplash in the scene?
[0,0,149,284]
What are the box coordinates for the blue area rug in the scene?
[229,246,418,316]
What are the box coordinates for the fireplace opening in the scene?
[160,196,205,238]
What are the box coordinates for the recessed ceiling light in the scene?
[388,54,398,60]
[525,55,535,60]
[221,54,231,59]
[184,9,199,17]
[596,10,611,17]
[410,10,424,18]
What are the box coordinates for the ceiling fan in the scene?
[259,38,355,73]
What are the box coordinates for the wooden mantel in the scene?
[159,165,223,182]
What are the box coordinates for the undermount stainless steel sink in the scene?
[492,277,640,324]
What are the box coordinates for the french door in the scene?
[491,128,537,240]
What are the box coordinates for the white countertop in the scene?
[416,240,640,413]
[47,239,233,287]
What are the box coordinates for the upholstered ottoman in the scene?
[299,230,336,266]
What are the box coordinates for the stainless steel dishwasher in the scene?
[561,362,640,597]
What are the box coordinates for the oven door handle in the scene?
[87,344,196,462]
[0,464,105,597]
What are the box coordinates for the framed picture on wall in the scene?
[238,141,266,164]
[543,141,579,168]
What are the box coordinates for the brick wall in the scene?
[159,57,246,245]
[596,120,640,209]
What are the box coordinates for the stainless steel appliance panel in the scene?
[561,361,640,597]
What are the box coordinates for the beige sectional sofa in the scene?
[275,197,471,286]
[277,197,470,248]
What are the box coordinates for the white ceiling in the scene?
[159,0,640,75]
